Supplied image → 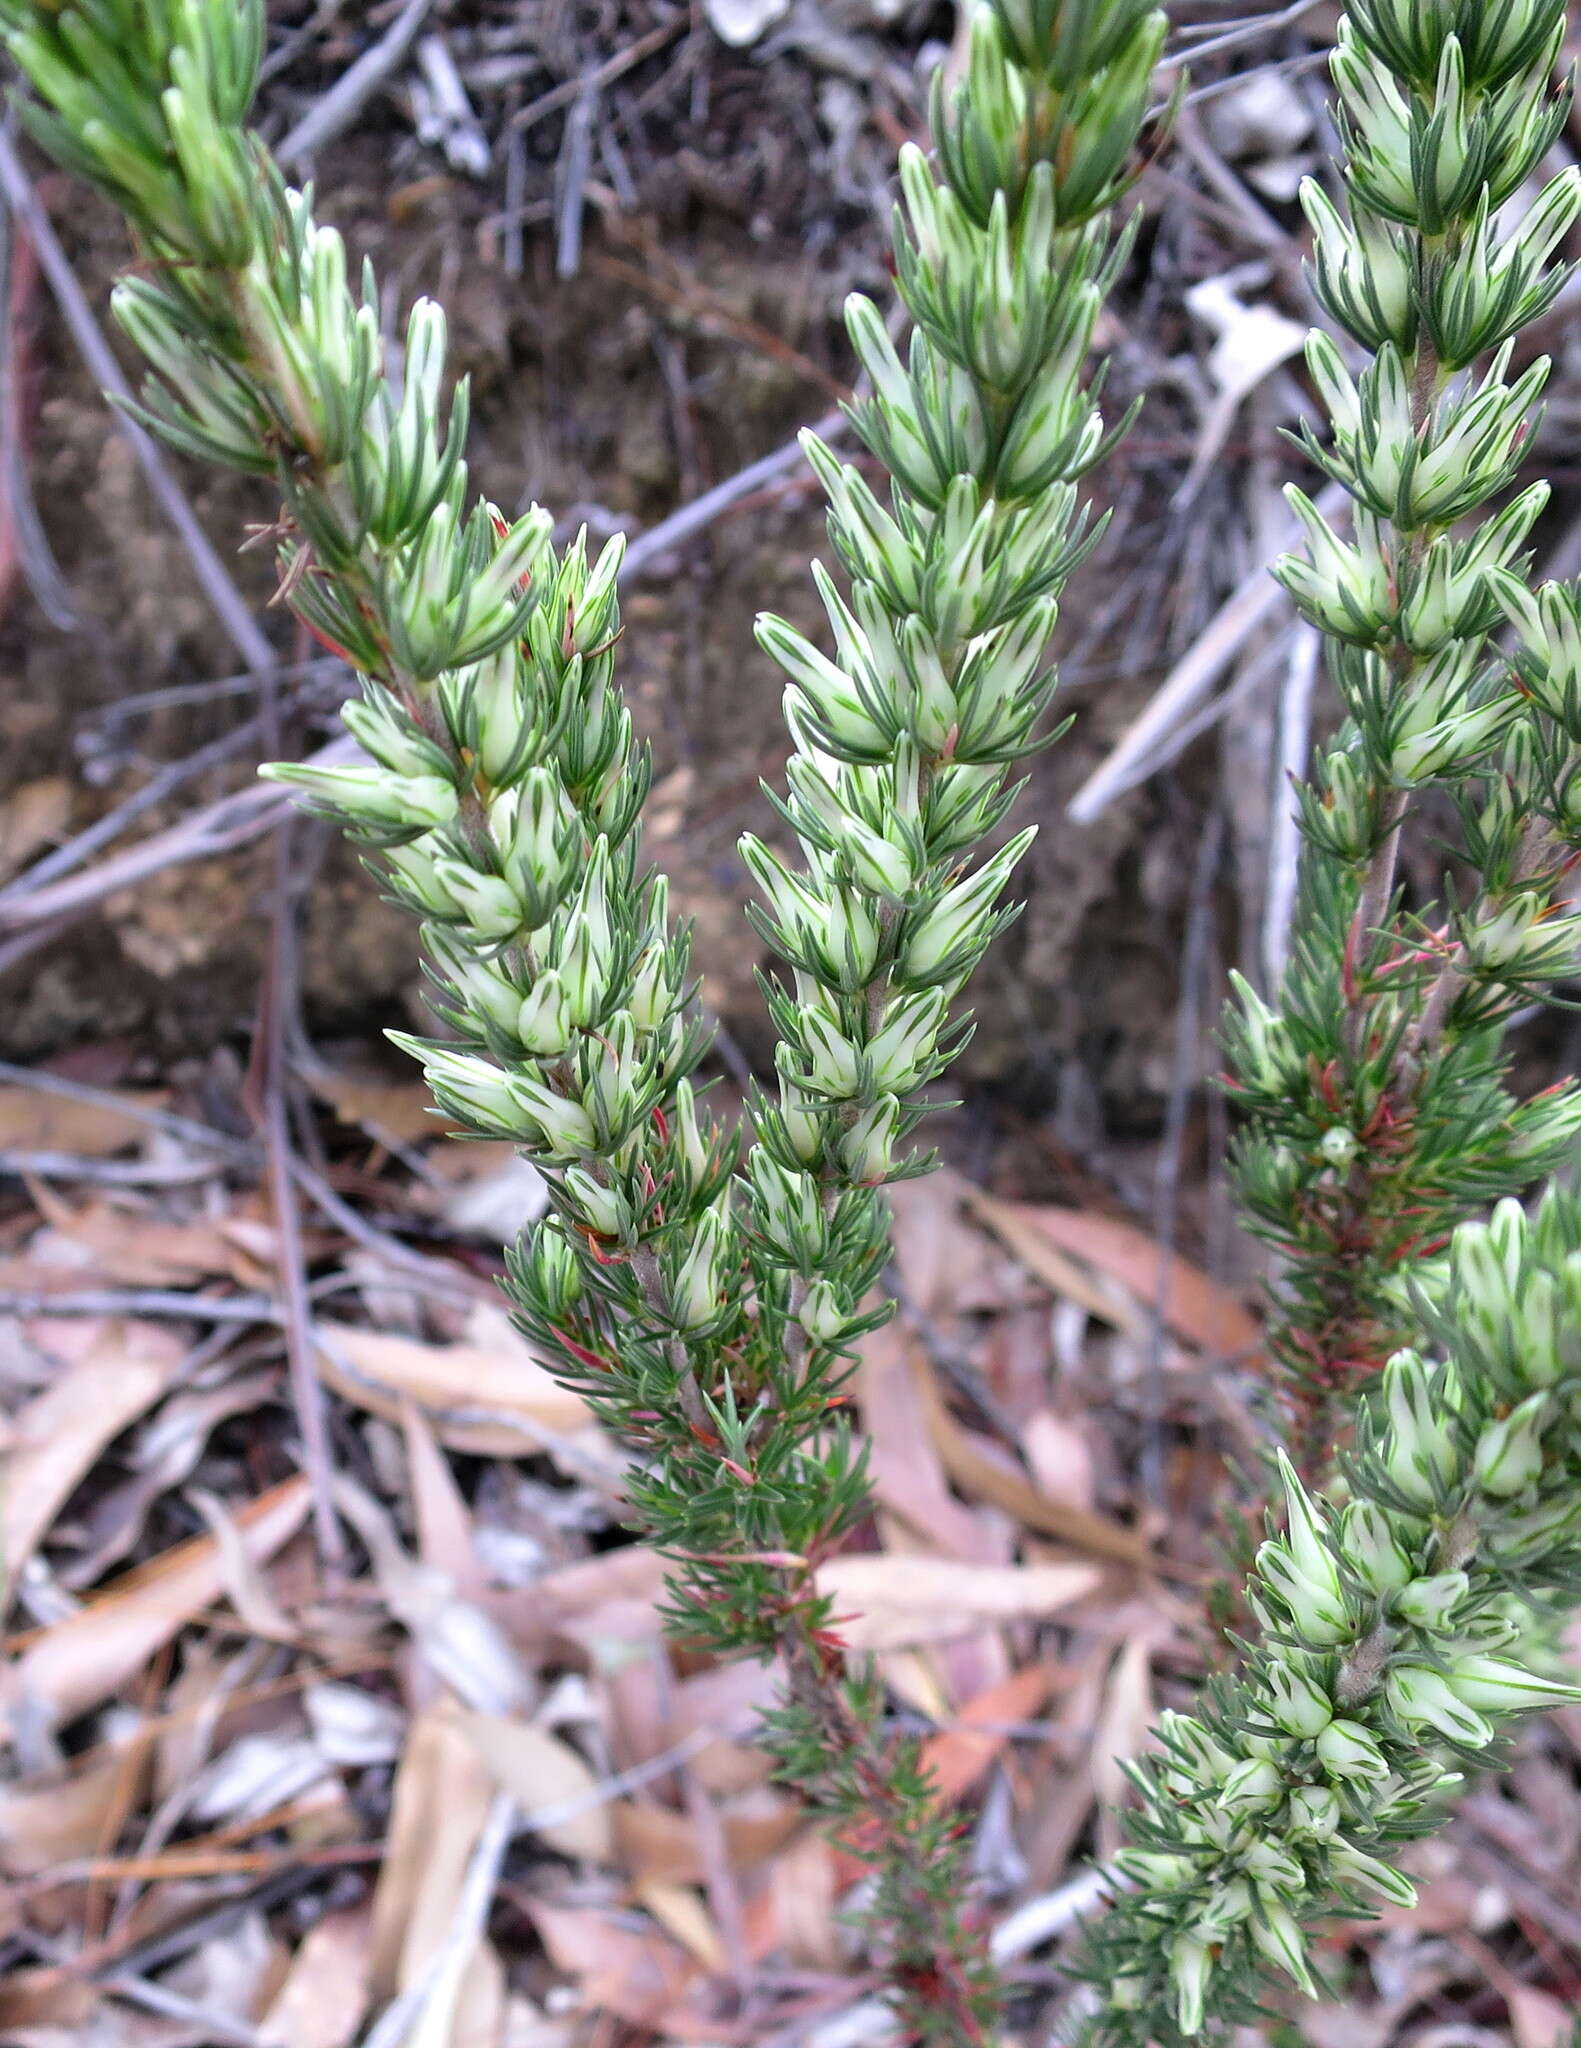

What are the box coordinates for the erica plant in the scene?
[1082,1,1581,2039]
[8,0,1581,2044]
[0,0,1162,2036]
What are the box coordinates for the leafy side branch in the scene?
[1082,1193,1581,2043]
[1223,0,1581,1457]
[1085,0,1581,2036]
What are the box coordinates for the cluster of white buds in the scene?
[745,0,1164,1343]
[1085,1192,1581,2044]
[1222,0,1581,1438]
[1095,0,1581,2034]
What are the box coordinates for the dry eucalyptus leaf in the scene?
[0,1475,310,1731]
[816,1555,1098,1652]
[457,1712,613,1864]
[2,1317,184,1599]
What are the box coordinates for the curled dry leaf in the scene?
[816,1555,1098,1652]
[2,1316,185,1601]
[0,1474,310,1732]
[965,1190,1262,1362]
[315,1304,593,1458]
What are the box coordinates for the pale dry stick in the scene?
[357,1789,516,2048]
[274,0,434,165]
[506,15,687,137]
[1067,481,1347,823]
[0,127,276,680]
[1262,620,1320,987]
[1159,0,1326,70]
[0,1053,254,1157]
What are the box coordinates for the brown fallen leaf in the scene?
[0,1733,151,1876]
[315,1305,593,1457]
[368,1702,501,2036]
[527,1901,699,2030]
[918,1659,1054,1805]
[20,1185,244,1288]
[0,1080,170,1155]
[457,1712,613,1864]
[0,1475,310,1730]
[905,1341,1163,1573]
[0,777,70,884]
[2,1318,185,1600]
[967,1190,1262,1361]
[858,1323,988,1561]
[612,1788,798,1884]
[816,1555,1097,1652]
[257,1903,373,2048]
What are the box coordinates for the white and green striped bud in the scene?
[423,855,522,942]
[1169,1932,1212,2037]
[1381,1350,1459,1506]
[1300,180,1414,354]
[1384,1662,1495,1746]
[1394,1570,1470,1630]
[1472,1390,1550,1497]
[561,1166,633,1243]
[1328,1838,1419,1909]
[839,1095,903,1184]
[667,1199,734,1332]
[260,760,457,832]
[1248,1894,1316,1997]
[1263,1659,1335,1739]
[516,973,574,1058]
[1261,1455,1353,1646]
[1285,1785,1341,1842]
[1445,1651,1581,1715]
[1315,1716,1391,1784]
[1273,490,1393,644]
[898,828,1035,985]
[488,770,580,925]
[1220,1756,1283,1812]
[799,1277,856,1347]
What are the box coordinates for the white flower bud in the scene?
[1285,1785,1340,1841]
[839,1095,903,1184]
[899,828,1035,984]
[799,1278,854,1346]
[668,1201,734,1331]
[1472,1390,1550,1497]
[430,857,525,942]
[1340,1500,1415,1594]
[1264,1660,1334,1739]
[1328,1838,1419,1908]
[1394,1570,1470,1630]
[1169,1933,1212,2037]
[1249,1894,1315,1996]
[1381,1350,1458,1506]
[516,972,574,1056]
[1444,1652,1581,1715]
[1384,1663,1495,1747]
[1220,1756,1283,1811]
[261,760,457,831]
[1315,1716,1391,1784]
